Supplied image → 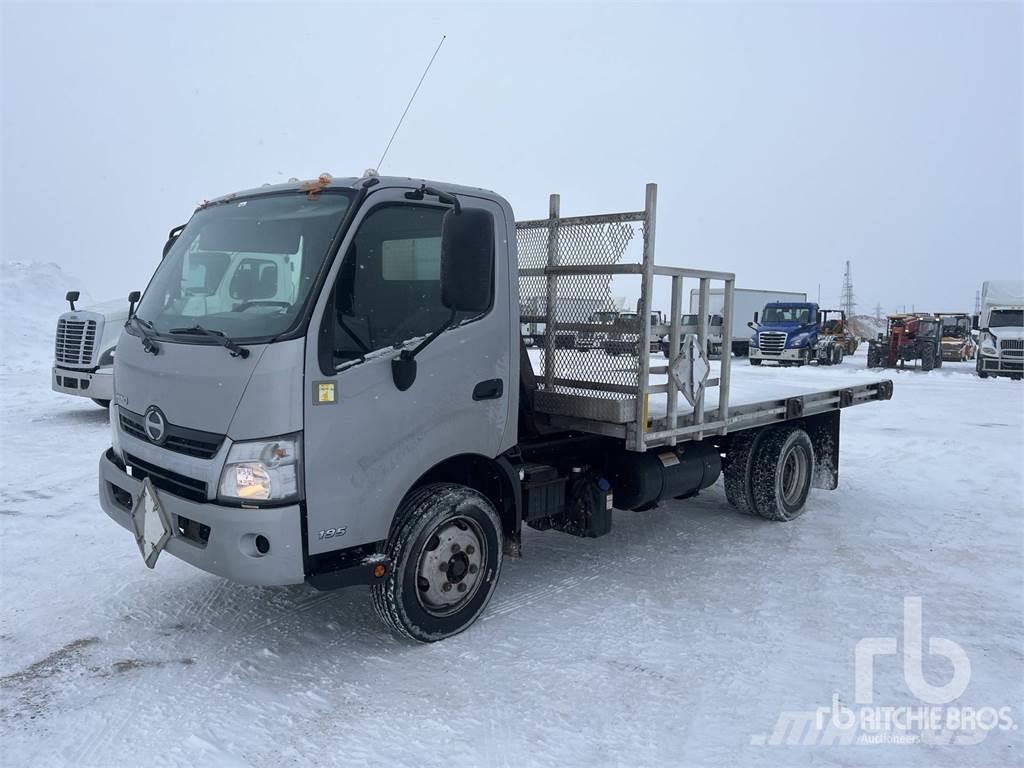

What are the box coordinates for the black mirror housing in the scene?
[441,208,494,313]
[128,290,141,318]
[65,290,80,310]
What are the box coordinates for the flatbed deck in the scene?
[528,349,893,445]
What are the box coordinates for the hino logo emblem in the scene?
[144,406,167,444]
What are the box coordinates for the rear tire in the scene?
[750,427,815,522]
[867,345,880,368]
[372,483,503,643]
[750,358,762,366]
[91,399,111,408]
[723,429,770,515]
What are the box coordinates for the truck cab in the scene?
[52,296,128,407]
[748,302,820,365]
[977,280,1024,379]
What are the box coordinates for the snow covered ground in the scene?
[1,281,1022,767]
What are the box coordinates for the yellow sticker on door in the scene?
[315,381,336,405]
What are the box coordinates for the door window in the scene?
[329,204,489,363]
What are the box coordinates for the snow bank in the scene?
[0,261,94,374]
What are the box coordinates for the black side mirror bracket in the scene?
[391,308,458,391]
[163,224,186,259]
[128,290,141,318]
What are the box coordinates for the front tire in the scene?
[373,483,503,643]
[750,358,762,366]
[91,399,111,408]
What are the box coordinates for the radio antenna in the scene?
[376,35,446,173]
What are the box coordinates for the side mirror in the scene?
[753,311,759,323]
[65,290,80,311]
[128,290,141,318]
[441,208,494,313]
[972,315,980,331]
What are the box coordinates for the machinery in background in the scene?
[935,313,977,362]
[867,314,943,372]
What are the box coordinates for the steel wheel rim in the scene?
[781,445,809,505]
[415,516,487,617]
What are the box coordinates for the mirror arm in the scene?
[391,308,458,391]
[404,184,461,214]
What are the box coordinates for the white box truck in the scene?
[977,280,1024,379]
[689,288,806,356]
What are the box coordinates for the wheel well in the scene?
[409,454,518,538]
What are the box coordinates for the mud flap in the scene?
[803,410,840,490]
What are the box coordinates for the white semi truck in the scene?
[52,293,127,407]
[977,280,1024,379]
[689,288,806,356]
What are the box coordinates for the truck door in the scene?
[302,189,511,555]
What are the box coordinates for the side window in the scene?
[330,203,488,362]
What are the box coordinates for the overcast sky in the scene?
[2,1,1021,315]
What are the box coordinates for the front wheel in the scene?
[91,399,111,408]
[749,358,762,366]
[373,483,503,643]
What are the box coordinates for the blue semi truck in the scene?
[748,303,856,366]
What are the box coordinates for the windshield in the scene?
[681,314,698,325]
[989,309,1024,328]
[941,316,970,336]
[710,315,723,326]
[135,191,352,341]
[762,306,810,324]
[590,311,618,323]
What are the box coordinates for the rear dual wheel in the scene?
[724,426,815,521]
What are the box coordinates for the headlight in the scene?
[99,346,116,366]
[218,435,301,503]
[790,333,810,347]
[980,333,998,356]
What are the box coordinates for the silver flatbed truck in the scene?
[98,174,893,642]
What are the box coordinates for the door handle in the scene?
[472,379,504,401]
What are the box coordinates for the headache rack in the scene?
[516,183,891,452]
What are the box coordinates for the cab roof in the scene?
[204,173,502,209]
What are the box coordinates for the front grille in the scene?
[1000,339,1023,358]
[758,331,787,355]
[54,318,98,367]
[119,410,224,459]
[124,453,208,503]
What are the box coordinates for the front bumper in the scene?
[98,448,305,585]
[979,354,1023,374]
[749,346,810,362]
[53,366,113,400]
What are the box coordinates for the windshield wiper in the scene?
[169,324,250,359]
[126,315,161,355]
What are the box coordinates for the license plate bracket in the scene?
[130,477,175,568]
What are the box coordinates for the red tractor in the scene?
[867,314,942,371]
